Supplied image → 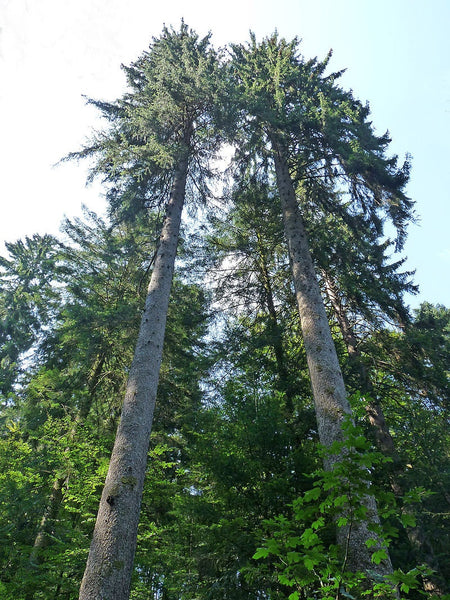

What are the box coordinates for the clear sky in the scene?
[1,0,449,309]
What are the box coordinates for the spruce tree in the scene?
[68,24,222,600]
[229,33,413,579]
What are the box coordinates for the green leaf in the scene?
[311,516,325,530]
[278,573,294,586]
[371,549,388,565]
[301,528,319,548]
[303,487,321,502]
[333,495,348,508]
[252,547,270,560]
[304,557,316,571]
[287,551,301,564]
[286,536,301,548]
[400,512,416,528]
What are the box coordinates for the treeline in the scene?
[0,23,449,600]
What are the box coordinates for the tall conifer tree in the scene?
[230,33,413,578]
[68,24,221,599]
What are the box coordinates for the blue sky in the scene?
[1,0,449,309]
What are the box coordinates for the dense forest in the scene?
[0,24,449,600]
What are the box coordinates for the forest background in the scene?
[0,2,449,600]
[1,0,449,309]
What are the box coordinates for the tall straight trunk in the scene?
[269,133,394,578]
[322,272,401,461]
[78,154,189,600]
[323,273,447,594]
[269,134,351,448]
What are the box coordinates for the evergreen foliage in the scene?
[0,25,448,600]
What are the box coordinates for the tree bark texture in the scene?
[322,273,401,461]
[323,274,447,593]
[78,157,188,600]
[270,137,351,447]
[269,135,394,578]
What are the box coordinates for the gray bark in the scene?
[270,136,351,447]
[269,134,394,578]
[78,155,188,600]
[323,274,447,594]
[322,273,401,462]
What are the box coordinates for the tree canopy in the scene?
[0,25,448,600]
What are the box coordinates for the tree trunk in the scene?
[322,272,401,461]
[29,476,66,567]
[78,155,188,600]
[269,133,394,579]
[322,272,447,594]
[269,137,351,445]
